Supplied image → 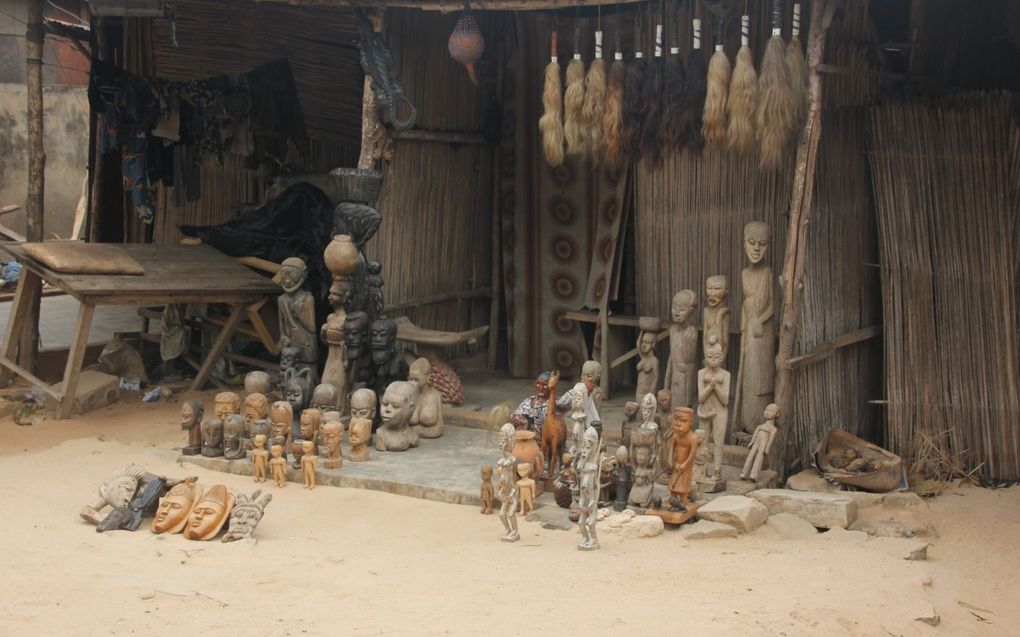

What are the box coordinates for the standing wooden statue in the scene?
[269,444,287,487]
[740,403,779,481]
[668,407,698,510]
[496,423,520,542]
[697,336,730,491]
[663,290,698,410]
[251,434,269,483]
[735,221,775,435]
[516,463,536,515]
[480,465,494,514]
[703,276,731,360]
[275,257,319,373]
[635,316,661,402]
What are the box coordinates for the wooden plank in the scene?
[189,304,245,391]
[0,269,41,387]
[0,357,62,399]
[57,301,96,420]
[609,330,669,369]
[785,325,882,370]
[0,223,27,243]
[237,256,281,274]
[246,303,281,355]
[0,205,20,216]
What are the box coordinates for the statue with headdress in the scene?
[221,490,273,542]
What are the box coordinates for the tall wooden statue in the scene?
[735,221,775,435]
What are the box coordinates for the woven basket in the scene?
[329,168,383,203]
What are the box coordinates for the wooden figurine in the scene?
[80,463,146,525]
[180,399,203,456]
[244,370,271,396]
[621,400,639,451]
[692,429,709,498]
[540,371,566,479]
[269,444,287,487]
[576,425,601,551]
[299,408,322,448]
[375,381,420,451]
[350,387,378,426]
[344,311,375,392]
[252,434,269,483]
[310,383,340,412]
[323,234,359,412]
[221,490,273,543]
[321,420,344,469]
[300,440,318,489]
[663,290,699,410]
[371,317,409,398]
[496,423,520,542]
[612,445,630,511]
[703,276,731,360]
[284,368,314,440]
[243,393,269,447]
[668,407,698,510]
[201,418,224,458]
[223,414,246,460]
[655,389,673,482]
[348,417,373,461]
[568,382,591,459]
[184,484,235,541]
[740,403,779,481]
[697,336,731,490]
[152,480,202,534]
[516,463,536,515]
[735,222,775,435]
[269,401,293,453]
[580,360,603,410]
[480,465,495,514]
[213,391,241,421]
[408,357,444,439]
[275,257,319,374]
[635,316,661,402]
[627,427,657,508]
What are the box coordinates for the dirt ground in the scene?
[0,391,1017,636]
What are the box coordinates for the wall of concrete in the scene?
[0,83,89,239]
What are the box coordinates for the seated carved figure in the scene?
[375,381,419,452]
[408,358,444,439]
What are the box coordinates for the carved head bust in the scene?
[279,347,299,372]
[202,418,224,456]
[350,388,377,421]
[344,311,370,359]
[370,317,398,364]
[743,221,770,265]
[672,407,695,436]
[349,417,372,450]
[322,410,342,424]
[270,401,293,441]
[639,393,657,426]
[321,420,344,457]
[705,275,728,307]
[380,381,416,429]
[223,415,246,459]
[184,484,235,541]
[250,419,271,444]
[275,257,308,294]
[310,384,339,411]
[657,389,672,412]
[704,335,724,369]
[570,382,589,414]
[244,393,269,429]
[671,289,698,324]
[213,392,241,421]
[299,408,322,442]
[181,400,204,431]
[580,360,601,391]
[284,374,309,413]
[244,370,271,396]
[97,464,145,510]
[152,481,202,534]
[408,358,431,392]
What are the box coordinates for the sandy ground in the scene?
[0,392,1018,636]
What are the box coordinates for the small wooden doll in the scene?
[480,465,495,515]
[269,444,287,488]
[300,440,317,489]
[516,463,536,515]
[252,434,269,483]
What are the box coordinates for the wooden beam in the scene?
[785,325,882,370]
[22,0,44,377]
[609,330,669,369]
[771,0,835,475]
[488,34,505,371]
[0,205,20,216]
[255,0,644,12]
[57,302,96,420]
[816,64,915,82]
[383,287,492,313]
[0,222,27,242]
[189,304,245,391]
[390,129,488,145]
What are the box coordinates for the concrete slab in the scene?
[181,424,500,507]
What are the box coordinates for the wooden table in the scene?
[0,243,280,419]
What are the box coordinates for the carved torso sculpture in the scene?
[310,383,340,412]
[567,382,590,459]
[737,222,776,434]
[635,317,661,402]
[703,275,731,360]
[480,465,494,514]
[223,414,246,460]
[663,290,699,411]
[252,434,269,483]
[655,389,673,481]
[668,407,698,509]
[80,463,146,525]
[697,336,731,483]
[321,420,344,469]
[184,484,235,541]
[740,403,779,481]
[348,417,372,461]
[516,463,536,515]
[300,441,318,489]
[269,401,293,453]
[408,357,444,439]
[576,425,601,551]
[621,401,639,451]
[201,418,224,457]
[581,360,603,411]
[275,257,319,370]
[180,400,204,456]
[152,481,202,534]
[269,445,287,487]
[221,490,273,543]
[692,429,709,497]
[496,422,520,542]
[371,317,408,398]
[375,381,419,451]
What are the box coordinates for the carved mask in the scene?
[184,485,234,541]
[153,482,201,534]
[705,276,728,307]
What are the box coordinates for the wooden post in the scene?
[357,9,387,170]
[20,0,45,376]
[488,28,505,370]
[770,0,836,473]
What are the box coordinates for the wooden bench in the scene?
[393,316,489,362]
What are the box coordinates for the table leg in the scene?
[57,302,96,420]
[0,269,41,387]
[190,304,245,391]
[246,302,279,356]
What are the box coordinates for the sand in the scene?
[1,392,1018,636]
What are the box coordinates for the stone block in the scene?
[820,527,869,544]
[46,371,120,416]
[785,469,843,493]
[749,489,858,529]
[881,492,927,511]
[868,537,930,561]
[762,512,819,539]
[679,520,738,540]
[601,515,664,539]
[697,495,769,533]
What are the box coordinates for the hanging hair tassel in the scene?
[622,16,648,164]
[702,16,730,147]
[641,22,666,167]
[582,29,608,162]
[563,27,587,156]
[685,16,707,152]
[662,0,688,152]
[727,13,758,153]
[787,2,808,130]
[603,35,627,169]
[539,31,565,166]
[757,0,796,169]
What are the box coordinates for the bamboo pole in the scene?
[771,0,835,474]
[21,0,45,376]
